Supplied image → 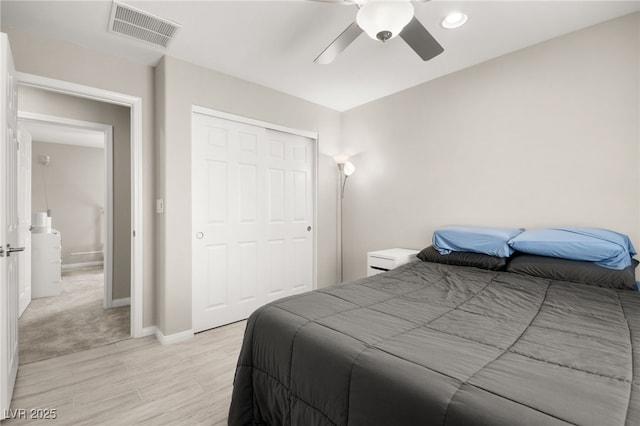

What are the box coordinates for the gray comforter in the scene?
[228,260,640,425]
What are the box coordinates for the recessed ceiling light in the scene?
[442,11,468,29]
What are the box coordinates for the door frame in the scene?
[16,73,144,338]
[18,112,115,308]
[16,125,31,317]
[191,105,319,329]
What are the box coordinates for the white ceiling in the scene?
[2,1,639,111]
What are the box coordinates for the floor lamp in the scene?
[337,160,355,281]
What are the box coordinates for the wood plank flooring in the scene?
[4,320,246,425]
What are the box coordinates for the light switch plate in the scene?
[156,199,164,214]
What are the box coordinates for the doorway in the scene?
[19,113,114,309]
[16,88,131,363]
[16,73,145,339]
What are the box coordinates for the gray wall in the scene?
[155,56,342,335]
[20,86,132,300]
[6,28,155,326]
[31,141,104,265]
[341,13,640,281]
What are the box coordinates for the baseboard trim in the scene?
[62,261,104,271]
[137,326,194,344]
[155,328,194,345]
[141,326,157,338]
[110,297,130,308]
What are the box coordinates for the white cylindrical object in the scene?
[32,211,47,227]
[31,212,52,233]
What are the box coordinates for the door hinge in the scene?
[132,230,136,238]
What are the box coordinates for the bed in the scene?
[228,246,640,425]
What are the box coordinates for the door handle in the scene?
[1,244,25,257]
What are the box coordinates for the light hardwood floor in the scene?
[5,320,246,425]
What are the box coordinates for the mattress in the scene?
[228,260,640,425]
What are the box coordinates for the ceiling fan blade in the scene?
[314,22,363,64]
[400,17,444,61]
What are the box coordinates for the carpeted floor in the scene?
[19,266,130,364]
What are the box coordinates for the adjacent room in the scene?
[0,1,638,425]
[17,86,132,364]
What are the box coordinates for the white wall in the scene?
[341,13,640,280]
[20,86,132,300]
[31,142,104,264]
[155,56,342,335]
[5,29,155,326]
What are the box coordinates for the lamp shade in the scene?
[356,2,414,42]
[343,161,355,176]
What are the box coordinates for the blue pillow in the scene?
[508,227,636,270]
[432,225,525,258]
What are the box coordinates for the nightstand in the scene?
[367,248,419,277]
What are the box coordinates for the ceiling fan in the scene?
[313,0,444,64]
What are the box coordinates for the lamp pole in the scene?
[336,161,354,281]
[337,163,345,281]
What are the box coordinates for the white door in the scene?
[192,112,315,332]
[0,33,20,418]
[17,127,31,317]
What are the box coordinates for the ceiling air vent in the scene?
[109,1,181,48]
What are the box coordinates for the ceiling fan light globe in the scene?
[356,2,414,41]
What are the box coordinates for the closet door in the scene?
[192,112,315,332]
